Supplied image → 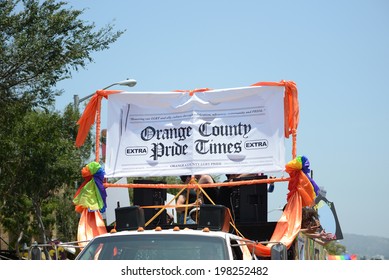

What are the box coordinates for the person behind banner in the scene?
[176,175,214,224]
[300,207,336,245]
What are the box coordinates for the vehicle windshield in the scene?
[77,234,229,260]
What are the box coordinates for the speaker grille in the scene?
[115,206,145,231]
[198,204,230,232]
[231,175,268,223]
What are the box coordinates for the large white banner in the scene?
[105,86,285,177]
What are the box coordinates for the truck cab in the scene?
[75,226,256,260]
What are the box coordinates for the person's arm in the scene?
[300,224,320,234]
[176,194,201,213]
[301,229,335,246]
[176,194,186,213]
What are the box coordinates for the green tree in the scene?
[0,106,92,257]
[0,0,124,108]
[0,0,124,171]
[0,0,124,257]
[325,240,347,255]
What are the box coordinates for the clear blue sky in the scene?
[55,0,389,239]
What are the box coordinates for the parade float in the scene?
[70,80,342,260]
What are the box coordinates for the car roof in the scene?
[88,227,246,241]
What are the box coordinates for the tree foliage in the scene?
[0,106,92,254]
[0,0,124,108]
[325,240,347,255]
[0,0,124,255]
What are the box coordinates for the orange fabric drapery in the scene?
[75,89,123,148]
[246,158,316,257]
[77,208,107,247]
[174,88,212,96]
[250,80,299,140]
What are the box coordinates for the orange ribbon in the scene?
[77,208,107,247]
[174,88,212,96]
[251,80,299,139]
[75,89,123,148]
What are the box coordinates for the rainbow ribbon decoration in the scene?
[73,161,107,213]
[248,155,320,257]
[286,155,320,207]
[328,254,357,260]
[298,155,320,196]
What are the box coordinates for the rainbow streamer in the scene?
[328,254,358,260]
[285,155,319,207]
[73,161,107,213]
[287,156,320,195]
[300,156,320,196]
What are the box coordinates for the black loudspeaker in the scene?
[202,187,219,205]
[218,186,238,219]
[115,206,145,231]
[133,180,167,227]
[198,204,230,232]
[230,175,267,223]
[232,175,268,223]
